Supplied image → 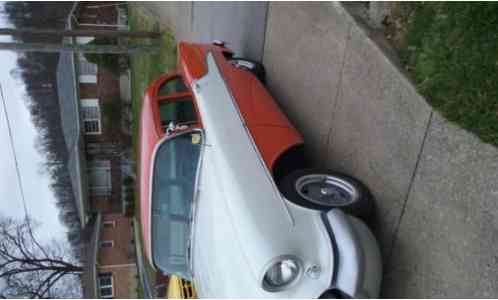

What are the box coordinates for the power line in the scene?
[0,83,29,217]
[0,86,54,287]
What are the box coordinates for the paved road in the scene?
[139,1,267,61]
[138,2,498,297]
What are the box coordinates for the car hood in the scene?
[190,53,300,297]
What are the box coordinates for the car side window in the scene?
[159,97,198,127]
[158,76,188,97]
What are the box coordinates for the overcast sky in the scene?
[0,10,67,241]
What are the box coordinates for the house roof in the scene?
[56,45,89,228]
[57,48,79,151]
[81,213,101,299]
[55,0,86,228]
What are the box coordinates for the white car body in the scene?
[188,53,382,298]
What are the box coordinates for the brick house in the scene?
[72,1,133,216]
[94,213,138,298]
[56,2,137,298]
[80,213,138,299]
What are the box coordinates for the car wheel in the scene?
[279,169,373,219]
[319,289,351,299]
[229,57,266,84]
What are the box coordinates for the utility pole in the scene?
[0,28,160,39]
[0,27,160,54]
[0,42,157,54]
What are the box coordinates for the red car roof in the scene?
[138,42,214,262]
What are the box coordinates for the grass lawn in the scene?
[391,3,498,146]
[128,5,177,155]
[128,4,177,294]
[136,281,144,299]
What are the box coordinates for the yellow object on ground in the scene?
[167,275,197,299]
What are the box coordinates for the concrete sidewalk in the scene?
[138,2,498,297]
[263,3,498,297]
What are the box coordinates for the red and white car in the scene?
[139,42,382,298]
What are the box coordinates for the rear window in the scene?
[159,97,198,128]
[151,131,202,279]
[158,76,188,97]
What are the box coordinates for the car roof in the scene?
[139,42,220,264]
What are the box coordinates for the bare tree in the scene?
[0,216,82,298]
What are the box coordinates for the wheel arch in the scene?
[271,143,309,186]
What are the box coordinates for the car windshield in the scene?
[151,131,202,280]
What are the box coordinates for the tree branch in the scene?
[0,215,82,298]
[39,271,68,298]
[33,270,63,298]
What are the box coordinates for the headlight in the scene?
[262,255,302,292]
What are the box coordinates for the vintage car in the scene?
[167,275,197,299]
[139,41,382,298]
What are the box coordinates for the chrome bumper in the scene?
[322,209,382,298]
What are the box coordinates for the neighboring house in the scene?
[56,2,137,298]
[81,214,138,299]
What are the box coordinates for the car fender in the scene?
[324,209,382,298]
[191,52,335,298]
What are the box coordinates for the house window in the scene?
[103,221,115,228]
[79,74,97,84]
[98,273,114,298]
[87,160,112,196]
[78,53,98,83]
[117,7,128,29]
[76,36,95,45]
[76,37,98,84]
[81,99,101,135]
[99,240,114,248]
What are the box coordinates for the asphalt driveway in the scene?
[137,1,267,61]
[138,2,498,297]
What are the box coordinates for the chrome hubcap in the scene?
[295,174,358,207]
[320,187,335,196]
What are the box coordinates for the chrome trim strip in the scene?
[188,129,206,277]
[323,209,364,297]
[320,212,339,287]
[204,51,295,226]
